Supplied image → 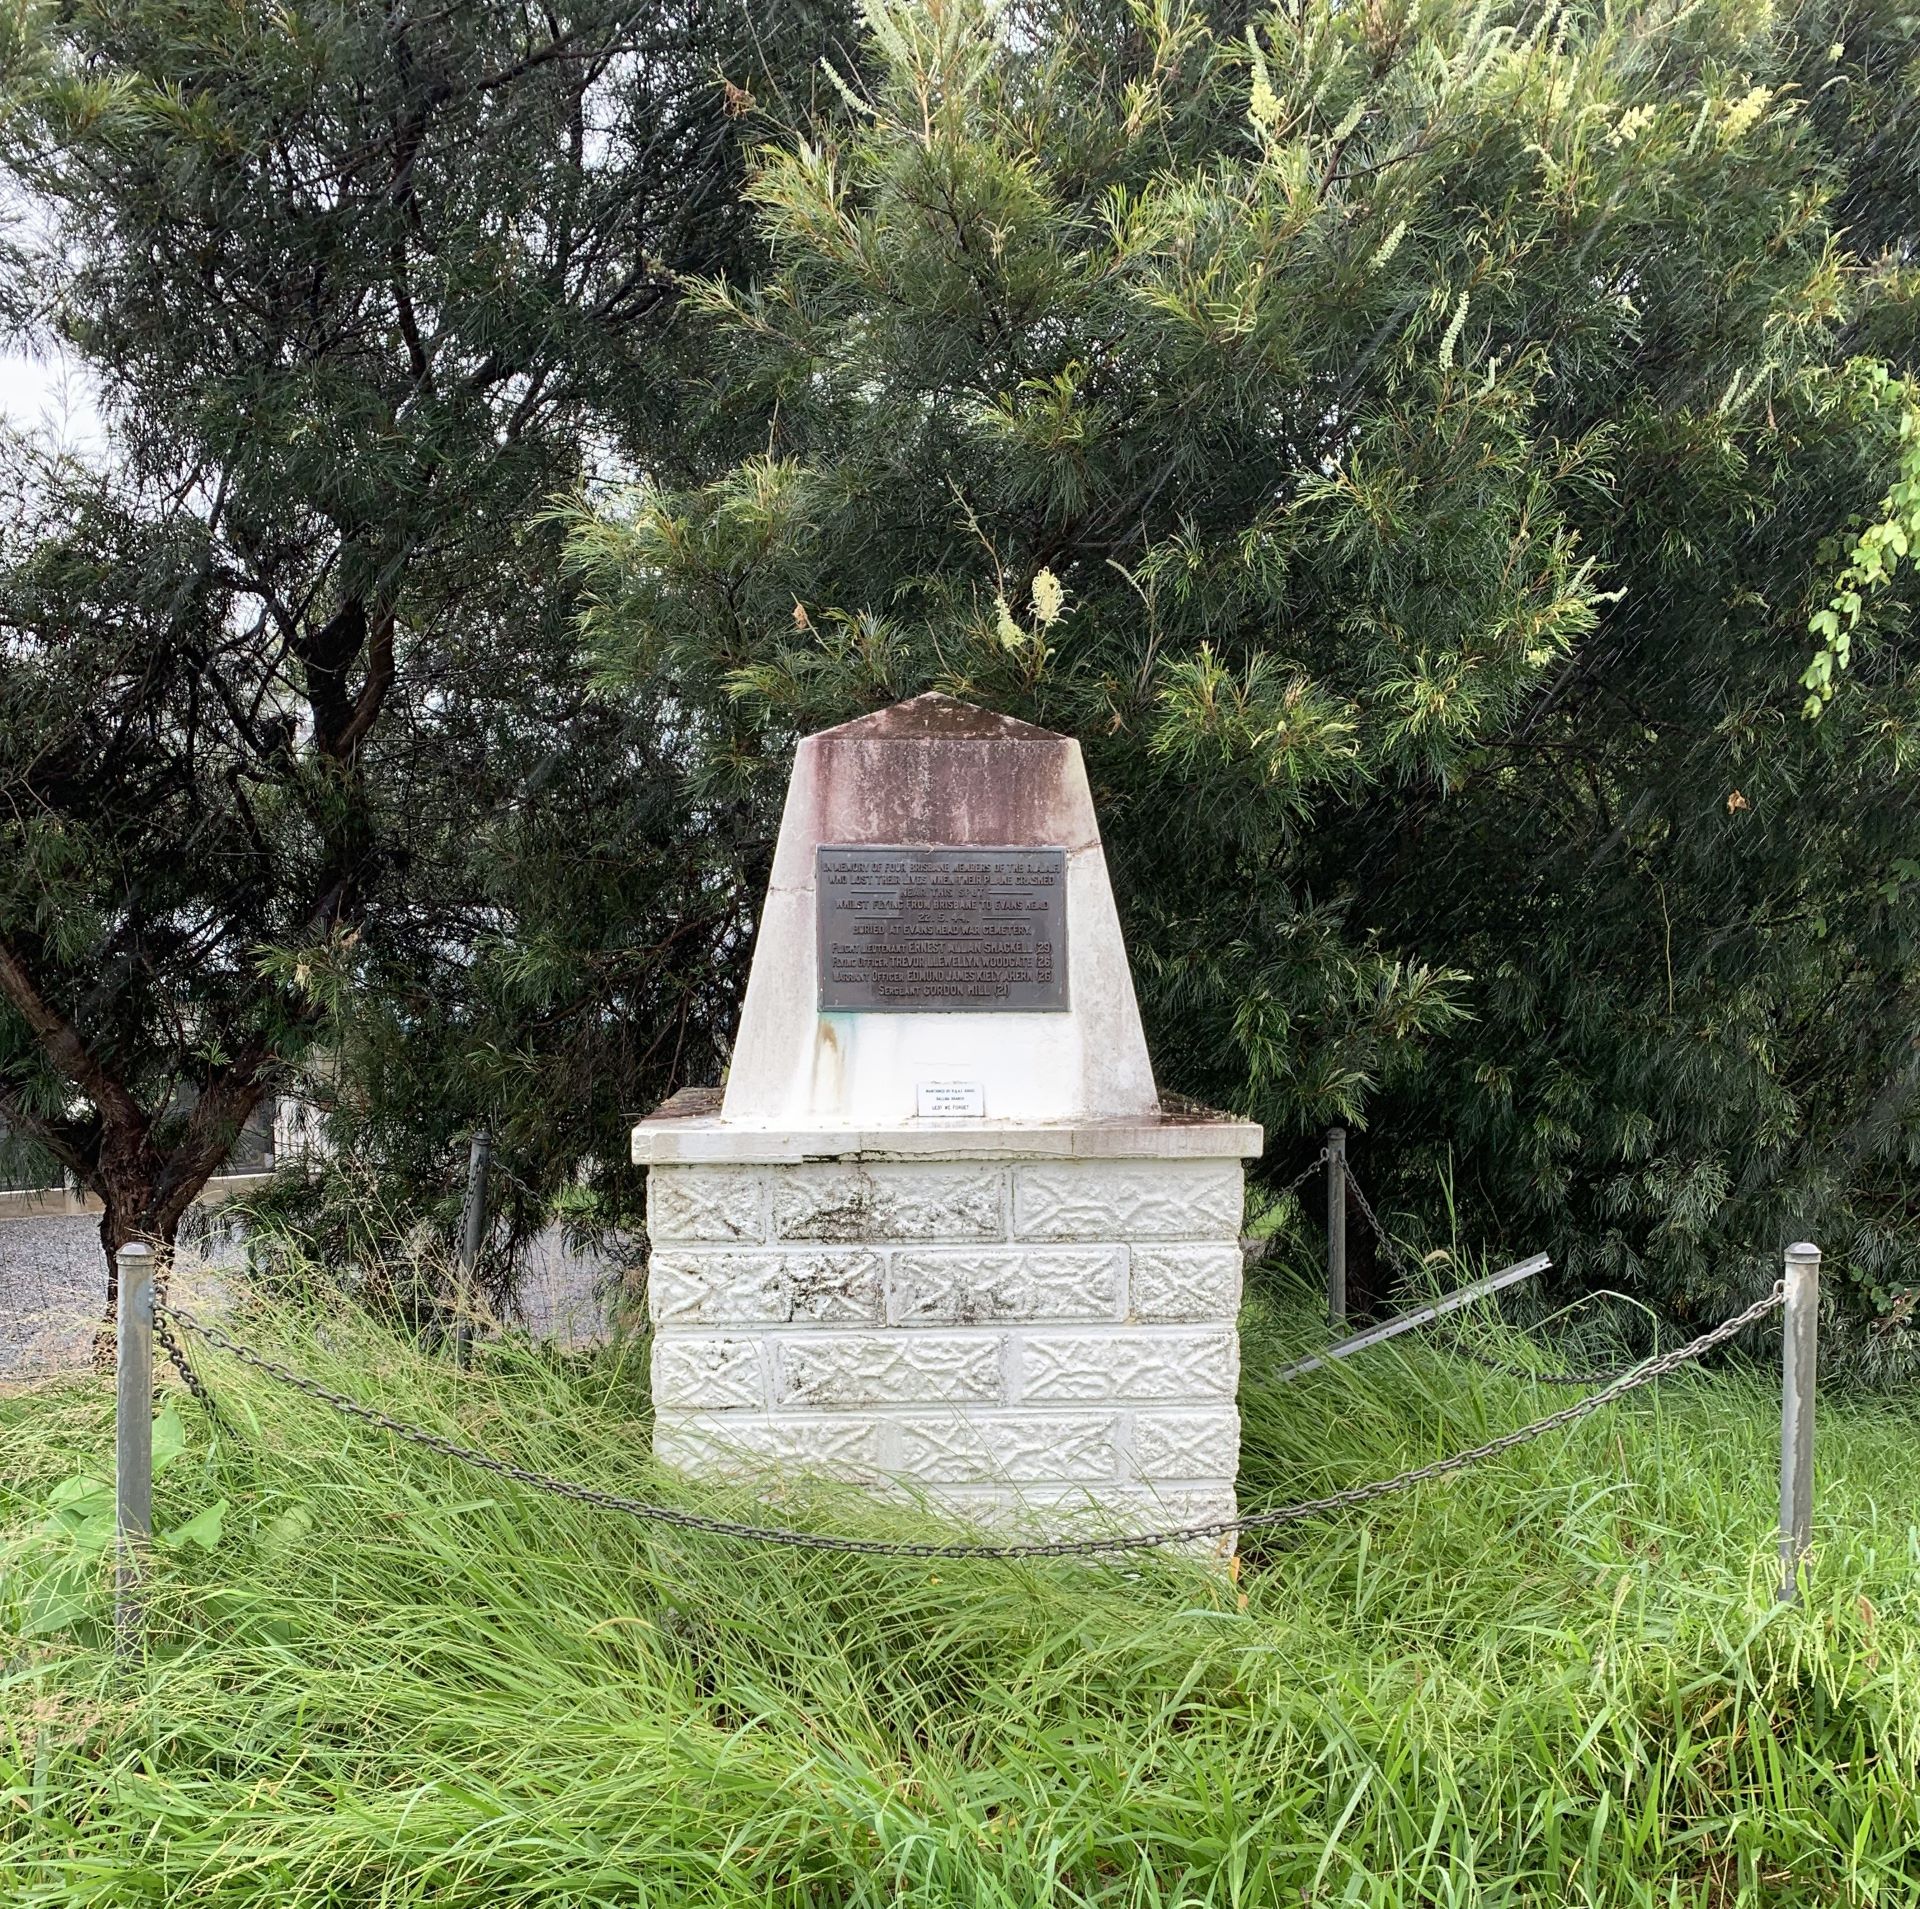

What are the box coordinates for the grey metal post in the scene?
[1778,1241,1820,1603]
[114,1240,155,1657]
[1326,1127,1348,1326]
[454,1129,492,1367]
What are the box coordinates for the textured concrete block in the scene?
[650,1248,884,1326]
[652,1335,765,1410]
[1109,1485,1239,1532]
[1012,1162,1242,1241]
[933,1483,1239,1537]
[772,1164,1004,1243]
[648,1168,765,1244]
[1129,1245,1243,1322]
[774,1332,1004,1407]
[644,1144,1248,1549]
[888,1246,1122,1325]
[655,1413,888,1476]
[1017,1328,1238,1402]
[894,1411,1118,1484]
[1130,1408,1241,1480]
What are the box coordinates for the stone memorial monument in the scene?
[630,693,1262,1543]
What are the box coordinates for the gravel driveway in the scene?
[0,1217,248,1385]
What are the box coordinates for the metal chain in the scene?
[1276,1146,1332,1202]
[153,1283,1783,1560]
[487,1157,545,1205]
[1342,1166,1622,1387]
[152,1303,231,1427]
[1230,1281,1787,1528]
[140,1259,234,1429]
[1241,1148,1330,1267]
[1342,1167,1415,1279]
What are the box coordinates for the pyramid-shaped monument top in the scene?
[719,693,1160,1126]
[814,693,1064,743]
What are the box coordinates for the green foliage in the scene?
[3,1402,226,1639]
[571,0,1920,1350]
[4,1270,1920,1902]
[0,0,848,1268]
[1802,361,1920,715]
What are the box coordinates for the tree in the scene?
[571,0,1920,1355]
[0,0,846,1295]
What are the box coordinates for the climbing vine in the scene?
[1803,361,1920,718]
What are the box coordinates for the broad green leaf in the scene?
[162,1498,228,1551]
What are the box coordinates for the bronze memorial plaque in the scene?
[816,845,1068,1012]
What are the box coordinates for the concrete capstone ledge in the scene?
[632,1094,1263,1165]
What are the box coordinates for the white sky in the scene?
[0,343,105,457]
[1,178,107,457]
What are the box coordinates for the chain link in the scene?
[140,1257,233,1429]
[152,1303,231,1427]
[1277,1146,1332,1202]
[154,1282,1784,1560]
[1232,1281,1786,1527]
[1240,1148,1330,1269]
[1341,1167,1412,1279]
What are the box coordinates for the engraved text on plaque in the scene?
[816,846,1068,1012]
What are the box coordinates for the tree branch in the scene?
[0,934,147,1146]
[154,1043,274,1228]
[332,606,397,761]
[0,1078,95,1183]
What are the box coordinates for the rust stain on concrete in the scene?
[782,693,1091,859]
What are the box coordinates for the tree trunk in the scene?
[96,1205,185,1348]
[93,1084,261,1335]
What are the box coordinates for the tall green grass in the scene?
[3,1269,1917,1907]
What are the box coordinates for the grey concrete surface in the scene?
[1,1215,626,1385]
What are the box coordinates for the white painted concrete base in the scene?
[639,1142,1252,1548]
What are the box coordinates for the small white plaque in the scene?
[917,1080,985,1119]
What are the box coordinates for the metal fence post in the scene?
[1778,1240,1819,1603]
[454,1129,492,1367]
[114,1240,155,1657]
[1326,1127,1348,1327]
